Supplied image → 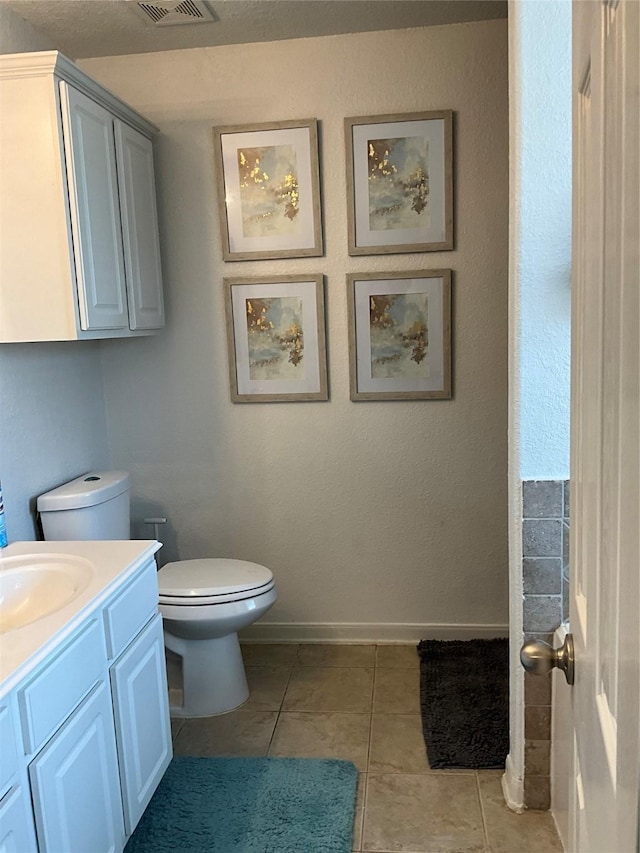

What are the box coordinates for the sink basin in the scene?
[0,554,93,633]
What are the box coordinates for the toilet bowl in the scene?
[158,557,277,717]
[37,471,278,719]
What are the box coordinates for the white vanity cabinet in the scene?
[0,557,172,852]
[105,565,172,834]
[0,51,165,342]
[0,701,37,852]
[29,681,125,853]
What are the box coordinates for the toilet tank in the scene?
[37,471,131,541]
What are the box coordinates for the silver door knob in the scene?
[520,633,574,685]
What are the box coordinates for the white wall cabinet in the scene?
[0,559,171,852]
[0,51,165,342]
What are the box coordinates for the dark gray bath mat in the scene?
[417,638,509,769]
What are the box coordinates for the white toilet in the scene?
[37,471,277,718]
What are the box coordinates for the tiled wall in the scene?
[522,479,570,810]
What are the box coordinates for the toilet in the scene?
[37,471,277,717]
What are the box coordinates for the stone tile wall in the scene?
[521,479,569,809]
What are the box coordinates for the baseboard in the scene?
[239,622,510,644]
[502,753,525,813]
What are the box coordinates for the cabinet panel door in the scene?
[111,614,172,835]
[60,82,129,331]
[0,786,37,853]
[115,121,165,330]
[0,704,19,800]
[29,681,125,853]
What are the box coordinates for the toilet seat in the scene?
[158,558,274,606]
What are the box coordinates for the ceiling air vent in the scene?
[132,0,217,27]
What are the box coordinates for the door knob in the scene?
[520,633,574,685]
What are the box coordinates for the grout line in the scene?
[358,656,377,852]
[475,771,492,853]
[265,658,298,755]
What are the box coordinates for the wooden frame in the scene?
[345,111,453,256]
[213,119,323,261]
[224,274,328,402]
[347,270,452,400]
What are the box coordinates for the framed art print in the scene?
[345,111,453,255]
[347,270,452,400]
[213,119,323,261]
[224,274,328,402]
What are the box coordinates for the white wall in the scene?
[515,3,572,481]
[0,6,110,541]
[82,20,510,640]
[505,0,572,809]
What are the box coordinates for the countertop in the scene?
[0,540,161,698]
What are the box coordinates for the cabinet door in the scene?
[0,786,37,853]
[115,121,165,330]
[60,82,129,331]
[29,681,125,853]
[111,614,172,835]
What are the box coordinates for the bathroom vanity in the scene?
[0,541,172,852]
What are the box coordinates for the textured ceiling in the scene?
[2,0,507,59]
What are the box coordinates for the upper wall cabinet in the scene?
[0,52,165,342]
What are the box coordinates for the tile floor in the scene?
[169,643,563,853]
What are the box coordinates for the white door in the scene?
[570,1,639,851]
[114,120,165,331]
[60,82,129,331]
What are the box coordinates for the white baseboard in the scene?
[239,622,509,644]
[502,752,525,813]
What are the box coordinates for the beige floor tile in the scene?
[240,643,298,667]
[297,644,376,667]
[478,775,563,853]
[243,666,291,711]
[172,709,277,757]
[373,668,421,714]
[268,711,371,771]
[363,773,485,852]
[369,714,430,774]
[283,666,374,712]
[375,645,420,668]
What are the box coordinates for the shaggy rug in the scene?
[124,756,358,853]
[417,638,509,769]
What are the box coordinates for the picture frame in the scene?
[345,111,453,256]
[224,274,328,402]
[347,270,452,401]
[213,119,323,261]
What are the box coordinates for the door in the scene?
[29,681,125,853]
[110,614,172,835]
[570,1,639,851]
[114,120,165,331]
[59,82,129,331]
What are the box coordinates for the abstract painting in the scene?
[345,111,453,255]
[214,120,323,260]
[347,270,452,400]
[225,275,328,402]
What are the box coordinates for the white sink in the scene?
[0,554,93,633]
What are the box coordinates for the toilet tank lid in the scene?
[37,471,130,512]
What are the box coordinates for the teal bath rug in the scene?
[125,756,358,853]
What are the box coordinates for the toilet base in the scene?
[163,630,249,717]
